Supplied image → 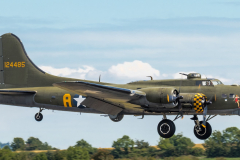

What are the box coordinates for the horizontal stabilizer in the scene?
[0,90,36,95]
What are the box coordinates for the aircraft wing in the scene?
[53,81,146,115]
[53,81,146,100]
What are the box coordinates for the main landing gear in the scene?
[109,113,124,122]
[157,114,215,140]
[157,114,176,138]
[35,108,44,122]
[191,115,212,140]
[157,119,176,138]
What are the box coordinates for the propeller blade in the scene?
[176,95,184,118]
[206,95,213,104]
[202,106,208,128]
[179,80,182,94]
[179,102,183,118]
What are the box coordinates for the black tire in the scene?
[194,121,212,140]
[157,119,176,138]
[35,113,43,122]
[109,114,124,122]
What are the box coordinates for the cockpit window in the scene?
[211,80,223,85]
[196,81,202,86]
[196,80,223,86]
[202,81,212,86]
[196,81,213,86]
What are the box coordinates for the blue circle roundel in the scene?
[72,94,86,108]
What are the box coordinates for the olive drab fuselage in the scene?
[0,33,239,116]
[3,78,238,116]
[1,33,239,140]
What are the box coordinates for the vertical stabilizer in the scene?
[0,33,78,88]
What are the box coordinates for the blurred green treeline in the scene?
[0,127,240,160]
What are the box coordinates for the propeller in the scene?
[177,76,184,118]
[201,96,213,128]
[172,91,184,121]
[177,96,184,117]
[174,88,184,118]
[196,80,213,127]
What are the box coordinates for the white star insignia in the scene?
[74,96,82,107]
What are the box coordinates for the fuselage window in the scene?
[211,80,223,85]
[229,94,235,98]
[196,80,222,86]
[222,94,227,98]
[196,81,202,86]
[202,81,213,86]
[196,81,213,86]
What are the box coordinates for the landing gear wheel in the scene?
[109,113,124,122]
[35,113,43,122]
[157,119,176,138]
[194,121,212,140]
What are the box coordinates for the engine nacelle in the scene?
[109,113,124,122]
[180,93,207,113]
[139,87,178,105]
[139,87,208,112]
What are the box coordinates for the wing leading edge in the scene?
[53,81,146,100]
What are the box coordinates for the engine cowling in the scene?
[180,93,207,113]
[139,87,208,112]
[139,87,178,106]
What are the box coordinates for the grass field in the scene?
[157,157,240,160]
[193,144,205,150]
[200,158,240,160]
[160,157,240,160]
[14,150,57,153]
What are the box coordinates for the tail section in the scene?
[0,33,77,88]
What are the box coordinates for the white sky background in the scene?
[1,0,240,149]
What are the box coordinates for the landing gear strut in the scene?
[157,115,176,138]
[35,108,44,122]
[191,115,212,140]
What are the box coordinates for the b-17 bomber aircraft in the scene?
[0,33,240,140]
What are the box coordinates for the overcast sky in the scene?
[1,0,240,149]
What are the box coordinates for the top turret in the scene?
[180,73,201,79]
